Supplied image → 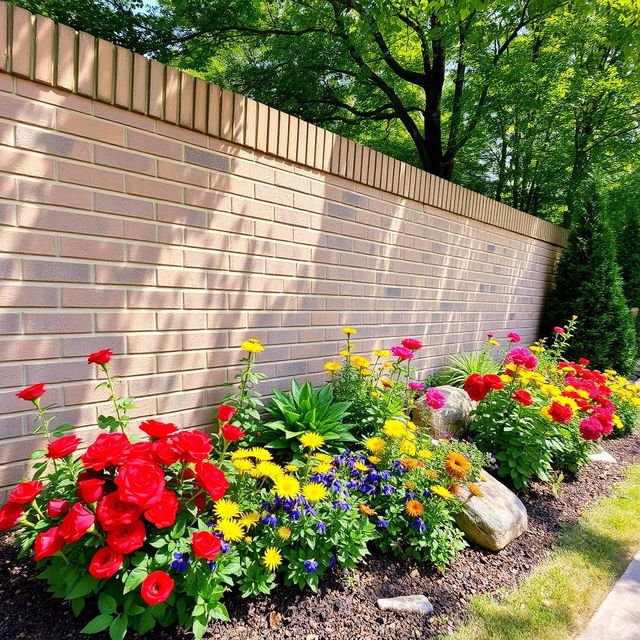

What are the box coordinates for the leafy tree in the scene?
[542,183,637,374]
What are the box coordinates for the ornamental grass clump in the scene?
[464,320,640,491]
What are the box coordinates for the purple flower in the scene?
[171,552,190,573]
[208,561,216,572]
[263,514,278,526]
[376,518,389,528]
[332,500,350,511]
[382,484,395,495]
[408,381,425,391]
[315,521,326,534]
[289,509,301,521]
[304,559,319,574]
[305,505,317,517]
[426,387,447,410]
[412,518,427,533]
[329,556,337,570]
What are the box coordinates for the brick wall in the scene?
[0,2,566,494]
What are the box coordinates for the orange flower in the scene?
[448,482,460,496]
[401,457,419,472]
[444,452,471,479]
[359,504,376,516]
[405,499,424,517]
[468,483,484,498]
[424,469,438,479]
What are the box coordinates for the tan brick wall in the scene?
[0,2,566,493]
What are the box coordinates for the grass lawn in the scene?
[443,464,640,640]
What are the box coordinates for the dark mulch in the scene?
[3,432,640,640]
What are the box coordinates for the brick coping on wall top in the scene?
[0,1,567,248]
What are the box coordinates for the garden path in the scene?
[576,550,640,640]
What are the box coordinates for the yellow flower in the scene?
[240,339,264,353]
[373,349,390,358]
[505,363,517,372]
[604,369,617,376]
[299,432,325,451]
[230,449,252,459]
[382,419,406,439]
[540,406,552,421]
[367,456,381,464]
[302,482,328,503]
[399,439,416,456]
[351,355,371,369]
[213,499,241,520]
[489,340,500,346]
[314,462,333,474]
[243,536,253,543]
[255,461,285,480]
[232,459,254,473]
[249,447,273,461]
[360,368,373,377]
[313,453,333,463]
[382,363,394,370]
[371,391,381,398]
[613,414,623,429]
[479,474,488,482]
[430,485,454,500]
[278,526,291,540]
[418,449,434,460]
[324,362,343,373]
[468,483,484,498]
[285,463,301,473]
[215,519,245,542]
[339,350,351,357]
[500,375,514,384]
[365,437,387,455]
[424,469,438,479]
[238,512,260,528]
[262,546,282,571]
[539,384,561,398]
[342,327,358,335]
[529,345,545,353]
[354,461,369,472]
[347,342,355,349]
[273,475,301,500]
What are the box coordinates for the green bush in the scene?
[542,183,637,375]
[438,350,500,387]
[246,380,355,460]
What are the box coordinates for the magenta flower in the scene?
[391,346,414,361]
[425,387,446,410]
[504,347,538,371]
[553,327,565,334]
[408,381,425,391]
[507,332,521,343]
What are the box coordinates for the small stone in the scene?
[409,569,420,578]
[306,635,319,640]
[268,612,282,628]
[588,448,618,464]
[377,595,434,615]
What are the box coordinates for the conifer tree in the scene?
[543,184,637,374]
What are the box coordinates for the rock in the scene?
[411,385,476,439]
[377,595,433,615]
[454,472,528,551]
[268,611,282,628]
[588,445,618,464]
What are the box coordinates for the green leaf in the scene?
[123,568,147,594]
[109,614,128,640]
[67,575,97,600]
[98,592,118,615]
[81,614,113,634]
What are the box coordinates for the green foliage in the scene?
[543,184,637,375]
[617,203,640,308]
[247,380,355,459]
[438,351,501,388]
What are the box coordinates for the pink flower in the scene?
[553,327,565,334]
[504,347,538,371]
[400,338,423,351]
[507,332,521,343]
[391,346,414,361]
[408,381,425,391]
[425,387,446,410]
[487,332,494,339]
[579,417,603,441]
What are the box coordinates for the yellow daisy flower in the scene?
[302,482,328,503]
[232,459,254,473]
[273,475,301,500]
[382,419,406,439]
[238,512,260,529]
[354,461,369,472]
[324,362,343,373]
[262,546,283,571]
[430,485,454,500]
[373,349,390,358]
[364,437,387,455]
[418,449,434,460]
[240,339,264,353]
[277,526,291,540]
[215,519,245,542]
[342,327,358,335]
[249,447,273,461]
[299,432,325,451]
[213,499,241,520]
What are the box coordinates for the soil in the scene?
[2,432,640,640]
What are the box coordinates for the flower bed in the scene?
[1,325,638,639]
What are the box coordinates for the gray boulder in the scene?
[412,385,476,439]
[454,472,528,551]
[377,595,433,615]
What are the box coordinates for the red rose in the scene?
[217,405,237,423]
[47,435,81,459]
[106,519,146,554]
[194,461,229,501]
[220,424,245,442]
[33,526,65,561]
[152,435,182,466]
[139,420,178,439]
[578,358,590,366]
[141,571,174,605]
[192,492,206,512]
[9,480,44,505]
[400,338,423,351]
[192,530,222,561]
[463,374,490,402]
[484,374,505,390]
[127,441,156,462]
[580,417,603,441]
[548,401,574,425]
[16,383,46,401]
[115,460,165,508]
[47,499,69,518]
[82,433,132,470]
[144,490,179,528]
[59,503,95,543]
[591,407,614,435]
[97,492,142,530]
[78,478,105,504]
[0,502,24,530]
[176,430,212,463]
[89,546,124,579]
[512,390,533,406]
[88,349,113,365]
